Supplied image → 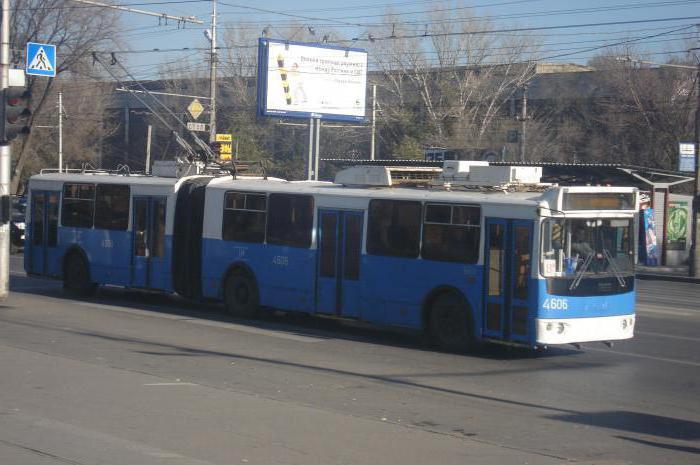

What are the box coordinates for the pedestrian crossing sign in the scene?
[26,42,56,77]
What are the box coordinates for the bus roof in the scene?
[207,177,547,207]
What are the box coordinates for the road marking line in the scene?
[636,307,695,317]
[636,330,700,342]
[585,346,700,367]
[143,382,198,386]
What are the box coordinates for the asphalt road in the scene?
[1,254,698,465]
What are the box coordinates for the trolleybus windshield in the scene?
[540,218,634,278]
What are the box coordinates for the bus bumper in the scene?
[535,314,635,345]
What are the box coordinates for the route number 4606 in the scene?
[542,298,568,310]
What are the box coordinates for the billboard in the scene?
[257,39,368,122]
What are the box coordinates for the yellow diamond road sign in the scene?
[187,99,204,120]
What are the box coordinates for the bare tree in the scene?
[367,5,539,155]
[10,0,121,193]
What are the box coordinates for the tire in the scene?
[224,270,259,318]
[429,291,474,352]
[63,252,95,296]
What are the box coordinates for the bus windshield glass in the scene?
[540,218,634,277]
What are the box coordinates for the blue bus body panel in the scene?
[202,238,485,330]
[30,227,174,292]
[360,256,484,328]
[201,239,316,312]
[58,228,133,286]
[536,280,635,319]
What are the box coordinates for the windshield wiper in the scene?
[569,252,594,291]
[602,248,627,287]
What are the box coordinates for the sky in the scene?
[116,0,700,79]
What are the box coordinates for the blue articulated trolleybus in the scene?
[24,161,638,350]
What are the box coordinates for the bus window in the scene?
[152,199,166,257]
[32,192,44,246]
[222,192,267,243]
[47,193,59,247]
[62,183,95,228]
[343,214,362,280]
[367,199,421,258]
[513,225,530,300]
[133,200,148,257]
[94,184,130,230]
[422,203,480,263]
[267,194,313,248]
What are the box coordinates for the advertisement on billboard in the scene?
[257,38,368,122]
[642,208,659,266]
[666,200,689,250]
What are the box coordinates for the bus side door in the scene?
[131,196,167,289]
[316,210,364,318]
[28,190,60,277]
[483,218,533,342]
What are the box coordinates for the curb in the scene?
[636,273,700,284]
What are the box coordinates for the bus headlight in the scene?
[557,322,566,334]
[546,323,553,331]
[622,319,628,330]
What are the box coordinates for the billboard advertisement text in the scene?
[257,39,368,122]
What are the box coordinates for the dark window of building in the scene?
[367,199,421,258]
[422,203,480,263]
[222,192,267,243]
[61,183,95,228]
[266,194,313,248]
[94,184,130,230]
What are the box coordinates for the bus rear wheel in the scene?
[63,252,96,296]
[429,292,473,352]
[224,270,259,318]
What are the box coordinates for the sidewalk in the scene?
[636,264,700,284]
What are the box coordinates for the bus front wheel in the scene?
[224,270,259,318]
[429,292,473,352]
[63,252,96,296]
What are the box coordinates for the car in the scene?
[10,196,26,252]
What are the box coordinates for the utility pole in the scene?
[208,0,217,144]
[58,92,63,172]
[145,125,152,174]
[0,0,10,300]
[690,32,700,277]
[370,84,377,160]
[519,84,528,163]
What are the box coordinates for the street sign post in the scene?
[187,122,207,132]
[26,42,56,77]
[215,133,232,161]
[679,142,696,172]
[187,99,204,120]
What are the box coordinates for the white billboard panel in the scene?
[257,39,368,121]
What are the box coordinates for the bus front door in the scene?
[483,219,533,342]
[316,210,364,318]
[131,197,167,289]
[29,191,60,276]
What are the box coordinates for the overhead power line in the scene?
[331,15,700,43]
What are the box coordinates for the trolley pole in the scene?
[208,0,217,144]
[0,0,10,300]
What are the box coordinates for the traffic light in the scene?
[1,87,31,143]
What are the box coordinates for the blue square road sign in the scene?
[26,42,56,77]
